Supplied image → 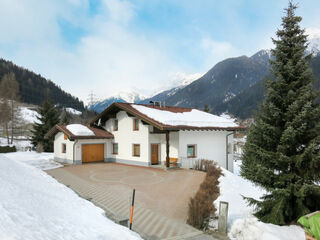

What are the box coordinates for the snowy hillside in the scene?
[20,107,40,124]
[0,153,142,240]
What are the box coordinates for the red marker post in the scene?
[129,189,135,230]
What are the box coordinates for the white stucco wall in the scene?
[104,111,150,165]
[54,132,74,164]
[178,130,234,172]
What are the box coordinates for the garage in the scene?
[82,144,105,163]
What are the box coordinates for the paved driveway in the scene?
[47,163,210,239]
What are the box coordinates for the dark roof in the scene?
[45,124,114,140]
[89,102,245,131]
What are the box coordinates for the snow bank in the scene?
[215,168,266,226]
[3,152,62,170]
[217,166,305,240]
[66,107,82,115]
[229,217,305,240]
[20,107,40,124]
[66,124,94,136]
[132,105,238,128]
[0,154,141,240]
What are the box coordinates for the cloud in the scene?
[0,0,182,104]
[200,38,240,66]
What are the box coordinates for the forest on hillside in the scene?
[0,59,84,111]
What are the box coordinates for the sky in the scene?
[0,0,320,104]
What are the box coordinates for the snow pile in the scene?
[0,154,141,240]
[217,166,305,240]
[66,124,94,136]
[20,107,40,124]
[66,107,82,115]
[132,105,238,128]
[4,152,62,170]
[229,217,305,240]
[215,168,266,226]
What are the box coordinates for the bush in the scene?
[187,160,222,230]
[0,145,16,153]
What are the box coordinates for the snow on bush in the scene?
[132,104,238,128]
[66,124,94,136]
[0,154,141,240]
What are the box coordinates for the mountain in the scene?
[164,50,271,110]
[215,53,320,118]
[0,59,84,111]
[90,91,145,113]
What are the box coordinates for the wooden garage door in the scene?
[82,144,104,163]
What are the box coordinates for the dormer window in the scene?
[113,119,118,131]
[133,119,139,131]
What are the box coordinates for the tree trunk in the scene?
[5,122,9,145]
[10,100,14,144]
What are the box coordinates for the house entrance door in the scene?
[151,144,159,165]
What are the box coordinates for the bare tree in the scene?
[0,72,20,144]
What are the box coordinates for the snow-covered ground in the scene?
[0,137,32,151]
[0,153,142,240]
[4,152,62,170]
[216,162,305,240]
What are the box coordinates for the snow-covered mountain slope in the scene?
[306,28,320,55]
[90,91,146,113]
[140,72,203,105]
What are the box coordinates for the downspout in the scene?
[226,132,233,170]
[73,139,78,164]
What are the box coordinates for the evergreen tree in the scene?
[241,2,320,225]
[203,104,210,113]
[31,95,60,152]
[60,109,70,125]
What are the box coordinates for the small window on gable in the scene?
[133,119,139,131]
[62,143,66,153]
[133,144,140,157]
[114,119,118,131]
[187,145,196,158]
[64,134,68,140]
[112,143,118,155]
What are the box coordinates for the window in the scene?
[133,144,140,157]
[133,119,139,131]
[64,134,68,140]
[112,143,118,154]
[187,145,196,158]
[113,119,118,131]
[62,143,66,153]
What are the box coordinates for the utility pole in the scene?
[87,91,98,107]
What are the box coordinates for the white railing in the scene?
[179,157,196,169]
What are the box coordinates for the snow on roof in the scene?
[66,124,94,136]
[132,104,238,128]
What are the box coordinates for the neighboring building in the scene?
[46,102,243,172]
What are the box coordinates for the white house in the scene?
[46,102,243,172]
